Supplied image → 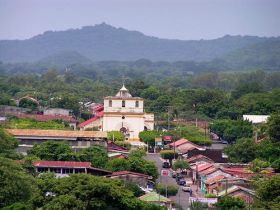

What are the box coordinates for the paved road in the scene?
[146,153,190,210]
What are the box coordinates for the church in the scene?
[79,85,154,140]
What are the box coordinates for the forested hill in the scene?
[0,23,279,64]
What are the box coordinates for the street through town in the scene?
[145,153,190,210]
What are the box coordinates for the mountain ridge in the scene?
[1,23,279,63]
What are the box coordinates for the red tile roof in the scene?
[169,138,189,147]
[192,163,213,172]
[33,160,91,168]
[187,154,214,163]
[79,111,104,128]
[107,141,128,152]
[6,129,107,138]
[205,175,225,185]
[200,166,218,175]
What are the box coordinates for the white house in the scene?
[44,108,71,116]
[243,115,269,124]
[102,85,154,140]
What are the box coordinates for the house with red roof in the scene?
[222,167,275,178]
[217,185,255,204]
[169,138,203,154]
[24,160,112,176]
[79,111,104,131]
[187,154,214,164]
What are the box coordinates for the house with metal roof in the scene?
[6,129,107,153]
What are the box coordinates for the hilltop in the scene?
[0,23,279,67]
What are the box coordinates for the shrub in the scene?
[115,141,132,150]
[156,183,178,196]
[107,131,125,141]
[205,193,216,198]
[172,160,190,171]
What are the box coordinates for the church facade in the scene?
[102,85,154,140]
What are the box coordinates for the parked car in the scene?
[175,174,183,182]
[182,184,191,192]
[177,178,186,186]
[221,140,228,144]
[162,161,170,168]
[171,171,177,178]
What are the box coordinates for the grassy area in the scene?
[179,125,211,146]
[5,117,71,130]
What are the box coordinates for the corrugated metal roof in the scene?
[6,129,107,138]
[33,160,91,168]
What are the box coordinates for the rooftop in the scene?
[187,154,214,163]
[205,175,226,185]
[78,111,104,128]
[33,160,91,168]
[218,185,255,197]
[6,129,107,138]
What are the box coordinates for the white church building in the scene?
[79,85,154,140]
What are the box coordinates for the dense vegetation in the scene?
[223,114,280,171]
[26,140,158,180]
[4,117,71,130]
[1,70,280,123]
[0,160,164,210]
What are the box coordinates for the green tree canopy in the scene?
[267,113,280,142]
[215,196,246,210]
[172,160,190,171]
[249,158,270,173]
[253,175,280,210]
[107,131,125,141]
[210,119,253,143]
[76,145,108,168]
[224,138,257,163]
[105,158,131,172]
[27,141,75,161]
[0,157,37,208]
[139,130,161,146]
[0,128,19,159]
[42,174,161,210]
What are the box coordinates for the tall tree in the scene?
[28,141,75,161]
[0,157,37,208]
[267,113,280,142]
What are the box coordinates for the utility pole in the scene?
[167,106,170,131]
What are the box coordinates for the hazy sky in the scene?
[0,0,280,40]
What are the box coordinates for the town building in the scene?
[217,185,255,205]
[243,115,269,124]
[43,108,71,116]
[79,85,154,140]
[22,160,112,176]
[6,129,107,153]
[169,138,203,155]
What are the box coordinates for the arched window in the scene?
[109,100,112,107]
[122,100,125,107]
[135,101,139,107]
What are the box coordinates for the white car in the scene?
[182,184,191,192]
